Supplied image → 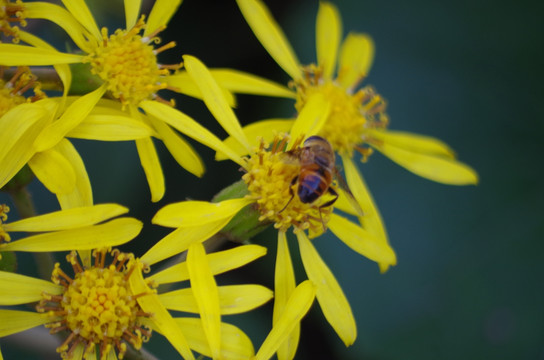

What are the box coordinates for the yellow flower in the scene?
[228,0,480,276]
[0,95,155,208]
[153,55,397,358]
[235,0,478,182]
[0,0,293,202]
[0,202,269,359]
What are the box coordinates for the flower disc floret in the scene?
[0,0,26,41]
[0,66,43,116]
[38,250,151,360]
[86,17,177,107]
[0,204,10,243]
[293,65,388,158]
[242,136,334,238]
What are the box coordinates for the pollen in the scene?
[0,66,44,117]
[242,135,334,238]
[0,0,26,42]
[293,65,389,159]
[0,204,11,244]
[86,16,180,107]
[38,249,152,360]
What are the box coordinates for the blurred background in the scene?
[1,0,543,359]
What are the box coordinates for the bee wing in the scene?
[334,168,365,217]
[278,149,302,166]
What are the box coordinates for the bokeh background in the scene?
[1,0,543,359]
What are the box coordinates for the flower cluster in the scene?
[0,0,477,359]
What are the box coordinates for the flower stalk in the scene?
[213,179,272,244]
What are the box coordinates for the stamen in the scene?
[243,135,335,237]
[292,64,390,157]
[153,41,176,54]
[86,16,180,107]
[39,249,153,360]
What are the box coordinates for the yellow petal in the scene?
[105,348,116,360]
[215,119,294,161]
[135,137,165,202]
[24,2,92,53]
[67,114,155,141]
[140,100,244,166]
[129,261,195,360]
[337,33,374,90]
[371,141,479,185]
[54,139,93,208]
[274,231,299,360]
[368,129,456,157]
[28,147,76,195]
[316,2,342,79]
[183,55,251,152]
[0,44,85,66]
[144,0,183,37]
[333,188,360,216]
[1,218,142,252]
[328,213,396,265]
[0,104,48,189]
[124,0,141,30]
[296,231,357,346]
[148,115,204,178]
[60,0,101,40]
[152,198,253,228]
[160,284,273,315]
[148,244,266,284]
[175,317,254,360]
[341,156,395,272]
[165,72,236,108]
[141,219,231,266]
[288,93,331,148]
[4,204,127,232]
[18,32,73,95]
[0,104,46,163]
[236,0,301,80]
[0,310,48,337]
[209,68,295,98]
[255,280,316,360]
[0,271,63,305]
[187,242,221,359]
[34,84,107,152]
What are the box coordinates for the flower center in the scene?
[0,204,10,244]
[293,65,389,158]
[86,17,180,107]
[0,0,26,42]
[0,66,44,117]
[242,135,335,238]
[38,250,151,360]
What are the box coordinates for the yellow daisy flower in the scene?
[236,0,477,183]
[0,202,270,359]
[229,0,479,273]
[153,55,397,358]
[0,0,293,202]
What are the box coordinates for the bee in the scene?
[280,135,363,221]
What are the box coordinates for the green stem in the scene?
[7,184,56,279]
[213,180,272,244]
[9,185,36,219]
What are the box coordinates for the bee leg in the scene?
[317,187,339,232]
[279,176,298,213]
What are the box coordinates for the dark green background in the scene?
[1,0,543,359]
